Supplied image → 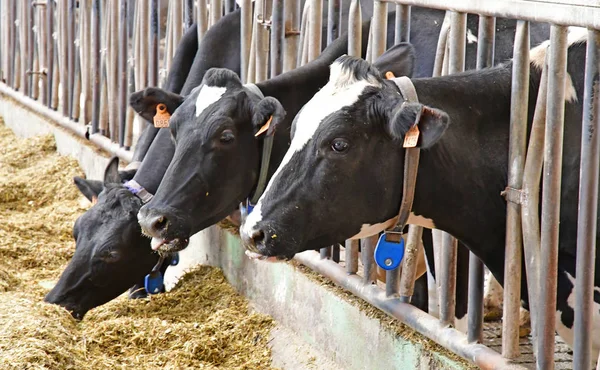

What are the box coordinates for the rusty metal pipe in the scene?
[345,239,359,274]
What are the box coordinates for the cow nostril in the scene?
[152,215,169,233]
[251,229,266,245]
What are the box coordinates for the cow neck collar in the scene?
[243,83,275,205]
[123,179,154,204]
[386,76,421,235]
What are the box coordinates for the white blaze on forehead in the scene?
[241,61,381,237]
[195,85,227,117]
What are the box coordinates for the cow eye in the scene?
[220,129,235,143]
[331,138,350,153]
[101,250,121,263]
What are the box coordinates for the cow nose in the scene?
[241,227,266,250]
[139,213,170,238]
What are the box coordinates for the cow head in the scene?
[136,68,285,253]
[45,157,159,319]
[240,55,449,259]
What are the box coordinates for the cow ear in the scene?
[252,97,286,137]
[129,87,184,123]
[103,157,121,186]
[73,177,104,202]
[373,43,415,79]
[387,102,449,149]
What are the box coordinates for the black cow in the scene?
[239,31,599,358]
[44,18,206,318]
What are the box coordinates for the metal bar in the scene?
[21,0,30,97]
[538,24,568,370]
[386,266,401,298]
[91,0,101,134]
[370,0,387,60]
[270,0,284,78]
[361,236,378,285]
[226,0,236,14]
[28,0,36,97]
[172,0,184,60]
[394,4,410,44]
[398,225,423,301]
[448,11,466,74]
[347,0,361,57]
[185,0,194,29]
[573,29,600,370]
[163,4,173,76]
[431,12,450,77]
[376,0,600,29]
[345,239,359,274]
[67,0,76,117]
[7,0,16,88]
[521,42,549,362]
[59,0,68,114]
[282,0,299,72]
[466,14,496,346]
[197,0,208,42]
[296,0,309,66]
[149,0,159,87]
[320,247,332,260]
[294,251,525,370]
[0,82,133,162]
[71,37,81,121]
[254,0,269,82]
[240,0,252,82]
[439,231,457,327]
[332,244,340,263]
[326,0,340,45]
[44,0,53,107]
[210,0,223,26]
[502,19,529,360]
[118,0,128,147]
[307,0,322,62]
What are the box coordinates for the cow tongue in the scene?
[151,238,166,251]
[244,250,280,262]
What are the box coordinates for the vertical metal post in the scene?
[210,0,222,26]
[254,0,269,82]
[538,25,568,370]
[67,0,76,117]
[296,1,309,66]
[345,239,359,275]
[118,0,128,147]
[347,0,361,57]
[149,0,159,87]
[225,0,236,14]
[9,0,17,88]
[326,0,339,45]
[438,11,465,329]
[573,30,600,370]
[320,247,332,259]
[432,12,450,78]
[370,0,387,60]
[91,0,101,134]
[398,225,423,301]
[44,0,53,107]
[21,0,30,97]
[197,0,208,42]
[270,0,284,78]
[361,236,378,285]
[282,0,299,72]
[467,15,496,345]
[394,5,410,44]
[307,0,322,62]
[172,0,184,58]
[185,0,194,29]
[240,0,252,82]
[438,231,457,326]
[502,19,529,359]
[332,244,340,263]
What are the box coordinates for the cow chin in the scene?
[151,236,189,254]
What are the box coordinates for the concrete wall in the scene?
[0,91,469,370]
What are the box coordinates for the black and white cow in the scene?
[240,29,599,358]
[44,14,227,318]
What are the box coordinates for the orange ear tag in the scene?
[153,103,171,128]
[385,71,396,80]
[403,124,420,148]
[255,116,273,137]
[91,196,98,205]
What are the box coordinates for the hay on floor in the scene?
[0,121,274,370]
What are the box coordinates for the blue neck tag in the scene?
[170,252,179,266]
[144,271,164,295]
[374,232,405,270]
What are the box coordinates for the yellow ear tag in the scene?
[385,71,396,80]
[255,116,273,137]
[153,103,171,128]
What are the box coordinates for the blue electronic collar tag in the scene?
[144,271,164,295]
[170,252,179,266]
[374,232,405,270]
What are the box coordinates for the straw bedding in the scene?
[0,121,274,369]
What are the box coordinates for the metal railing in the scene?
[0,0,599,369]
